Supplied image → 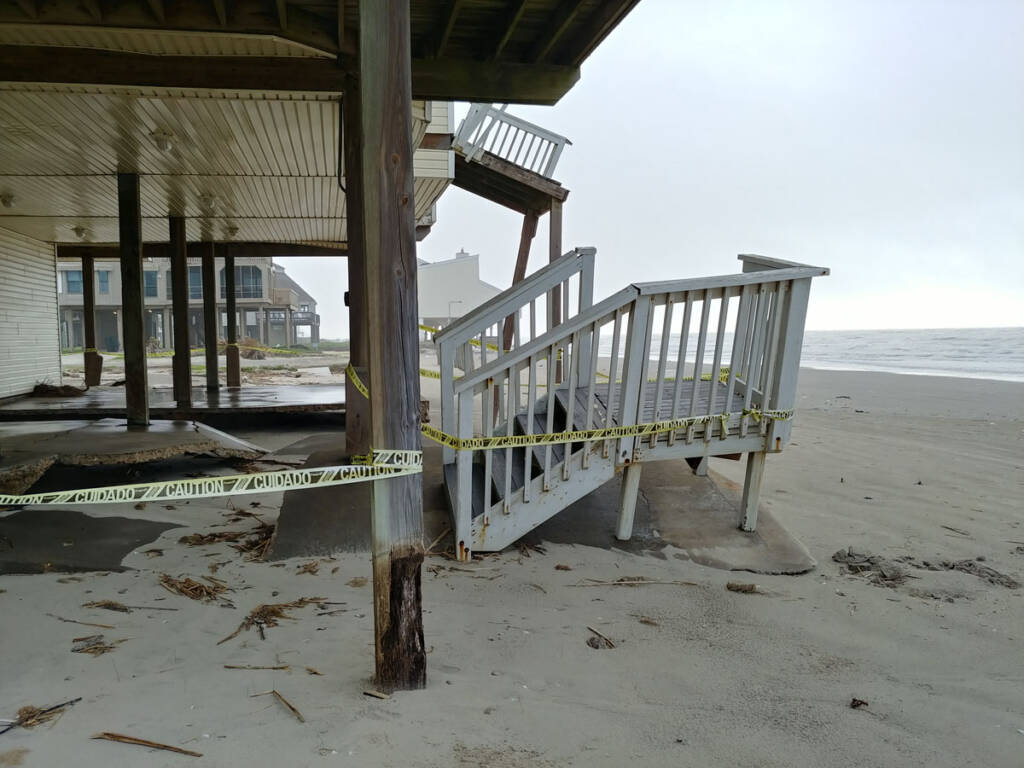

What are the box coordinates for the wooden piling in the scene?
[169,216,192,407]
[81,252,102,386]
[224,247,240,387]
[501,209,539,352]
[343,70,370,456]
[358,0,426,690]
[202,243,219,391]
[117,172,148,426]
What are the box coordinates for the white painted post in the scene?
[739,451,766,531]
[455,390,475,561]
[615,463,643,541]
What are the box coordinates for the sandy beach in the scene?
[1,367,1022,767]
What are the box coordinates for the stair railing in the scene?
[447,257,828,558]
[435,247,595,464]
[454,103,572,179]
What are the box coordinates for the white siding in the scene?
[0,228,60,397]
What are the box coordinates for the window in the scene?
[65,270,83,294]
[144,271,158,297]
[97,270,110,295]
[220,265,263,299]
[188,266,202,299]
[268,310,286,323]
[300,304,309,312]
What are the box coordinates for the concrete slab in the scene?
[0,384,346,421]
[266,430,813,575]
[0,419,265,495]
[0,507,181,574]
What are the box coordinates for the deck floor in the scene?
[0,385,346,421]
[552,378,748,429]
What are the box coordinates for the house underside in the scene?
[0,0,643,688]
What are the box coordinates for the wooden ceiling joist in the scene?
[491,0,529,60]
[275,0,288,31]
[530,0,587,64]
[433,0,463,58]
[0,45,578,105]
[144,0,166,24]
[57,242,348,260]
[211,0,227,26]
[13,0,37,19]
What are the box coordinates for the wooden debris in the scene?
[218,597,325,645]
[636,616,659,626]
[726,581,762,594]
[46,612,115,630]
[143,549,163,558]
[517,542,546,558]
[572,577,701,588]
[230,522,275,560]
[82,599,130,613]
[305,666,322,676]
[528,583,547,594]
[179,530,248,546]
[940,525,971,537]
[331,566,340,574]
[363,690,390,700]
[31,383,86,397]
[91,731,202,757]
[0,698,81,734]
[159,573,229,602]
[586,626,616,649]
[554,564,573,571]
[297,561,320,576]
[251,689,304,723]
[71,634,124,656]
[346,576,367,588]
[849,697,869,709]
[425,526,451,554]
[224,664,290,671]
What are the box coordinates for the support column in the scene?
[615,463,643,541]
[285,308,293,347]
[548,199,563,326]
[202,243,219,391]
[81,253,103,386]
[224,248,240,387]
[359,0,426,690]
[117,173,148,426]
[501,209,539,352]
[343,69,370,456]
[169,216,192,407]
[739,452,766,532]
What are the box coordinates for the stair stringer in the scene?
[472,447,618,552]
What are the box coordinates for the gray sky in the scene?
[287,0,1024,339]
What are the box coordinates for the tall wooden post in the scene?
[549,199,563,379]
[359,0,426,690]
[224,248,240,387]
[501,209,539,352]
[169,216,192,407]
[344,70,371,455]
[117,173,148,426]
[549,199,563,326]
[81,253,102,386]
[202,243,219,391]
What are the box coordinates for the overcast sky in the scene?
[286,0,1024,340]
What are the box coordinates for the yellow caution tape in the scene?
[420,322,499,352]
[420,408,792,452]
[345,363,370,399]
[0,450,422,507]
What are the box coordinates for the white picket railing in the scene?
[441,254,829,558]
[453,103,571,179]
[434,247,595,465]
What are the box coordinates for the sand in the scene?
[1,368,1022,767]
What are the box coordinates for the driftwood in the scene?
[251,690,304,723]
[91,731,202,757]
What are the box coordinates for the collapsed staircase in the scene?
[435,250,828,561]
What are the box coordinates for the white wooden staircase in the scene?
[435,251,828,561]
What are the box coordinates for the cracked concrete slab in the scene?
[0,419,265,496]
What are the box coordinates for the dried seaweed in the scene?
[230,522,276,560]
[0,698,81,735]
[217,597,325,645]
[71,634,125,656]
[296,561,320,576]
[159,573,229,602]
[179,530,248,546]
[81,599,130,613]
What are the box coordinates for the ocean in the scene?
[598,327,1024,383]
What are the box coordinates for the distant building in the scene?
[56,257,318,352]
[417,249,502,331]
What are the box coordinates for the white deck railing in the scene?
[435,247,595,464]
[444,254,829,548]
[453,104,571,179]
